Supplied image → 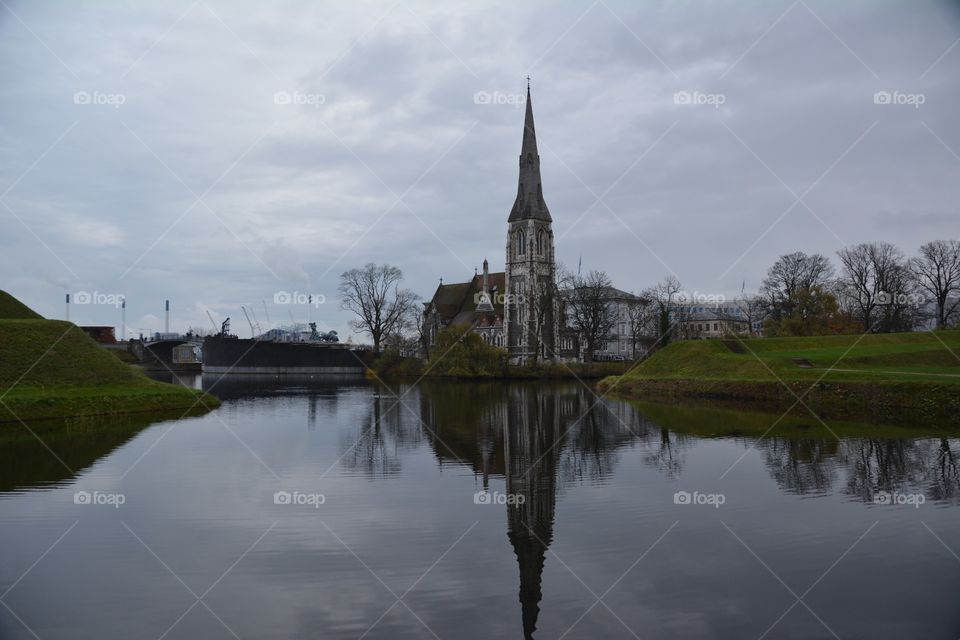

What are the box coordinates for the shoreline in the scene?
[0,383,220,424]
[597,376,960,428]
[369,359,631,380]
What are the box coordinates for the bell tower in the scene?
[504,80,558,363]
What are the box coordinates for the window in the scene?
[536,228,546,255]
[516,229,526,256]
[714,323,719,331]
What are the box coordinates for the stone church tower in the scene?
[504,84,558,363]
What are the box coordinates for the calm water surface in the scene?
[2,377,959,639]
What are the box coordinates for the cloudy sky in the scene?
[1,0,958,340]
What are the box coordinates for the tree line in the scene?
[757,239,959,335]
[641,239,960,344]
[338,238,959,359]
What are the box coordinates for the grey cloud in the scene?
[1,0,958,334]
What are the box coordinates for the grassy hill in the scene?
[599,331,960,427]
[0,290,42,319]
[615,331,960,384]
[0,292,219,421]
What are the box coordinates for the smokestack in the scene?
[65,293,70,321]
[165,299,170,333]
[121,298,126,341]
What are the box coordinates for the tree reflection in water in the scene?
[327,382,960,638]
[4,376,959,639]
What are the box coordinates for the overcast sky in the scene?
[2,0,958,340]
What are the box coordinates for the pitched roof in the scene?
[557,285,646,303]
[428,272,506,327]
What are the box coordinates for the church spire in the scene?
[509,80,551,223]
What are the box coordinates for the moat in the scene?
[2,377,959,639]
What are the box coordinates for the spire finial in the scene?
[526,75,531,92]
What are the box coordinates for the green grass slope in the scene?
[0,290,42,319]
[599,331,960,428]
[0,318,219,422]
[616,331,960,384]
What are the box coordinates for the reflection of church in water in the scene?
[357,380,960,639]
[502,386,565,640]
[421,383,590,639]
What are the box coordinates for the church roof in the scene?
[427,271,506,327]
[508,85,552,223]
[558,285,646,303]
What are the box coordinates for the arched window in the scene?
[536,229,546,255]
[516,229,526,256]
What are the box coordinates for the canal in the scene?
[1,377,958,639]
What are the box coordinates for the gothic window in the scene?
[536,228,546,255]
[516,229,526,256]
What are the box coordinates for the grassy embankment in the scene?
[599,331,960,427]
[0,291,219,422]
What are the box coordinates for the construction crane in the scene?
[241,306,256,338]
[249,307,264,336]
[206,310,219,335]
[262,300,272,328]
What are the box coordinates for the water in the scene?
[1,377,959,639]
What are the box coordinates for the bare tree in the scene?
[760,252,834,322]
[626,296,655,359]
[339,263,419,353]
[738,283,766,336]
[412,303,431,358]
[873,246,919,332]
[837,243,879,331]
[837,242,921,333]
[566,270,617,363]
[529,274,558,363]
[911,240,960,329]
[644,275,684,346]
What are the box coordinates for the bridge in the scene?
[129,335,203,372]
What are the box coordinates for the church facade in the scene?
[423,85,570,364]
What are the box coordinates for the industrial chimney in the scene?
[65,293,70,321]
[165,299,170,334]
[121,298,126,341]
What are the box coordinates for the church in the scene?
[423,83,576,364]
